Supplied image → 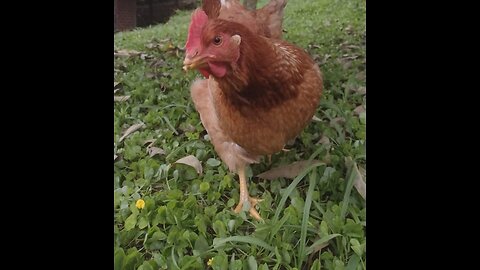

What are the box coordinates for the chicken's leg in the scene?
[233,166,263,220]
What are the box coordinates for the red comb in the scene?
[185,9,208,56]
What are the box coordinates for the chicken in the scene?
[186,0,287,77]
[183,9,323,220]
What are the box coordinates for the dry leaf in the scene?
[312,115,322,122]
[356,71,366,81]
[114,154,118,160]
[114,95,131,102]
[344,25,353,34]
[158,38,171,43]
[330,117,346,126]
[286,138,296,146]
[114,49,141,57]
[143,139,156,146]
[257,160,322,180]
[318,135,330,145]
[353,105,365,115]
[353,167,366,199]
[114,82,122,94]
[342,60,352,70]
[317,54,331,65]
[345,158,366,200]
[146,72,156,79]
[341,54,359,60]
[147,147,165,157]
[340,43,360,51]
[358,166,366,178]
[143,139,164,157]
[140,53,153,60]
[178,123,196,133]
[150,59,166,68]
[119,123,145,142]
[356,86,366,95]
[174,155,202,175]
[145,43,157,49]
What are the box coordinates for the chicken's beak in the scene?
[183,55,208,71]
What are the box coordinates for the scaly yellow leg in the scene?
[233,167,263,221]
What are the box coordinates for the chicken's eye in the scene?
[213,36,222,46]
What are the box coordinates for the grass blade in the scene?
[171,246,180,269]
[268,212,291,240]
[165,140,199,162]
[313,200,326,216]
[162,116,179,135]
[212,236,275,252]
[306,234,342,255]
[341,157,357,219]
[257,160,322,180]
[272,162,325,224]
[297,168,317,268]
[345,254,360,270]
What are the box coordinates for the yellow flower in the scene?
[135,199,145,209]
[207,258,213,266]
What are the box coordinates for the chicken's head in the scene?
[184,10,241,78]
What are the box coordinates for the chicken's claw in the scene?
[234,196,263,221]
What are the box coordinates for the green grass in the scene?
[114,0,366,269]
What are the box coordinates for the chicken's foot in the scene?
[233,167,263,221]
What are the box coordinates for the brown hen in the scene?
[183,9,322,220]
